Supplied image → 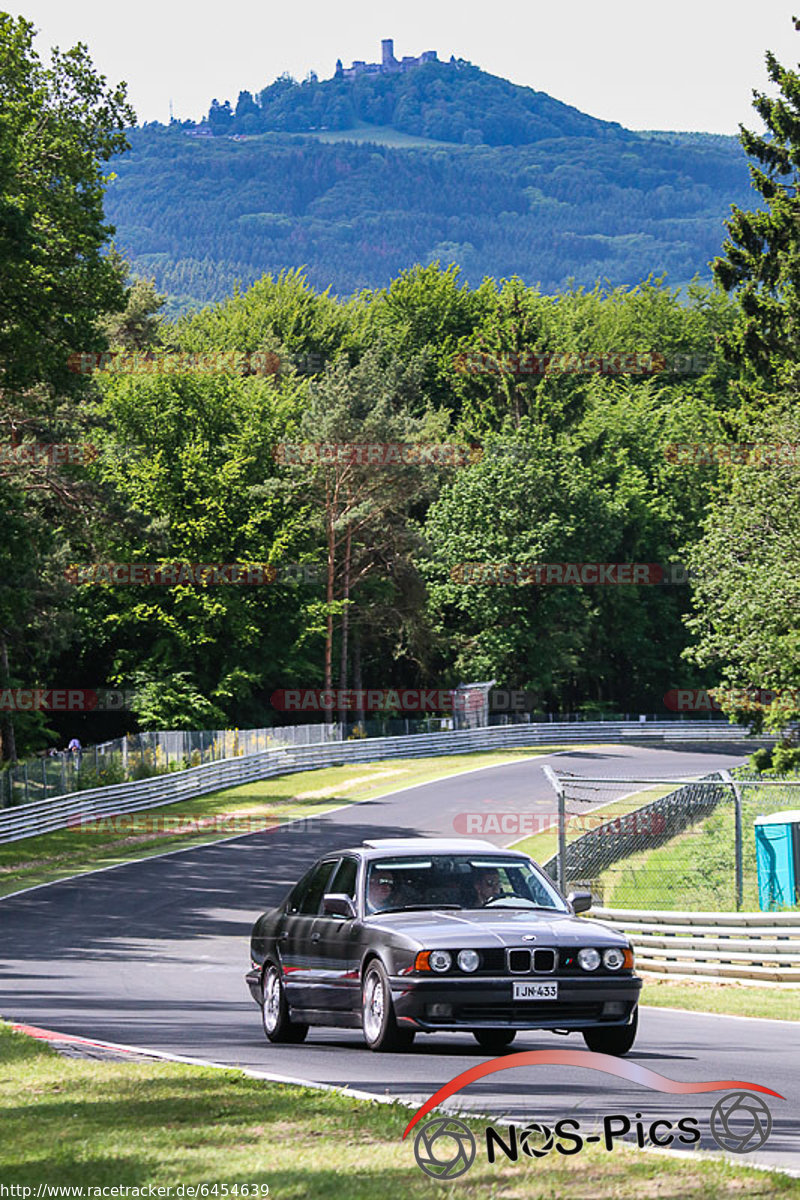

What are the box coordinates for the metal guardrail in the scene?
[593,907,800,986]
[0,719,772,845]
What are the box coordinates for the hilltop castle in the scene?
[335,39,443,79]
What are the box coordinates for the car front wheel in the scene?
[361,961,415,1052]
[473,1029,516,1053]
[581,1006,638,1056]
[261,964,308,1044]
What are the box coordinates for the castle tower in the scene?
[381,38,395,67]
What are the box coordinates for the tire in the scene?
[361,960,415,1052]
[473,1029,517,1053]
[581,1006,638,1056]
[261,964,308,1044]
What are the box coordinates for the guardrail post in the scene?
[543,765,567,893]
[721,770,744,911]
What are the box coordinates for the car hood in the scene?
[364,908,628,947]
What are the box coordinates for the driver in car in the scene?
[366,869,399,913]
[472,867,501,905]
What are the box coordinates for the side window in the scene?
[297,860,337,915]
[327,856,358,899]
[286,866,317,914]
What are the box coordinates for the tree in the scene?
[287,349,448,715]
[713,21,800,382]
[0,15,135,395]
[683,412,800,742]
[0,16,134,758]
[77,366,311,729]
[101,254,166,350]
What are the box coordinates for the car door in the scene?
[310,855,362,1013]
[281,858,337,1011]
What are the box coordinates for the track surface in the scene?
[1,743,797,1173]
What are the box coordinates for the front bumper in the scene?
[391,973,642,1031]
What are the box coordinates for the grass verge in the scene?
[1,1023,798,1197]
[639,978,800,1021]
[0,746,565,899]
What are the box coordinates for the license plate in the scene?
[513,981,558,1001]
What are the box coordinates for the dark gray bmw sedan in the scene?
[246,837,641,1054]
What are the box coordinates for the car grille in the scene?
[507,948,556,973]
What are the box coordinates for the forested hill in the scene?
[104,61,754,311]
[209,59,631,145]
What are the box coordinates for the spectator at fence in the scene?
[67,737,82,766]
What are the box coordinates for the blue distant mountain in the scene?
[104,50,753,310]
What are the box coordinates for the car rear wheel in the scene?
[361,961,415,1052]
[473,1029,517,1053]
[262,964,308,1044]
[581,1006,638,1056]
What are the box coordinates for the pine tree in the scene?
[713,19,800,379]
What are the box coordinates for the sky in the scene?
[15,0,800,133]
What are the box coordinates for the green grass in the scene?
[1,1023,798,1197]
[640,979,800,1020]
[0,747,565,898]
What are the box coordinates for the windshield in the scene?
[363,855,567,914]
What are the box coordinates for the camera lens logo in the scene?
[518,1122,555,1157]
[413,1116,476,1179]
[710,1091,772,1153]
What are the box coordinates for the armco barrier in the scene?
[593,907,800,986]
[0,720,771,845]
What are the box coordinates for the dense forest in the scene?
[103,63,754,308]
[1,15,797,766]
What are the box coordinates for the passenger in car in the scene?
[470,868,502,906]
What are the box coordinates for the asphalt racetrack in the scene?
[1,743,796,1173]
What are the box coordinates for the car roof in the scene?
[340,837,529,859]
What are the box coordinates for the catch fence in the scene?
[542,768,800,911]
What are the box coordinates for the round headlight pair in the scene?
[577,946,626,971]
[429,949,480,973]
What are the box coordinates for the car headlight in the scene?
[429,949,452,973]
[603,947,625,971]
[578,947,601,971]
[457,949,480,973]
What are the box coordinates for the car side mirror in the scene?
[567,890,592,914]
[322,893,356,919]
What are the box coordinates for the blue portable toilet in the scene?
[754,811,800,911]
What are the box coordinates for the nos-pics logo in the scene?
[405,1051,782,1180]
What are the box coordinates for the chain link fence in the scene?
[0,724,340,808]
[542,768,800,911]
